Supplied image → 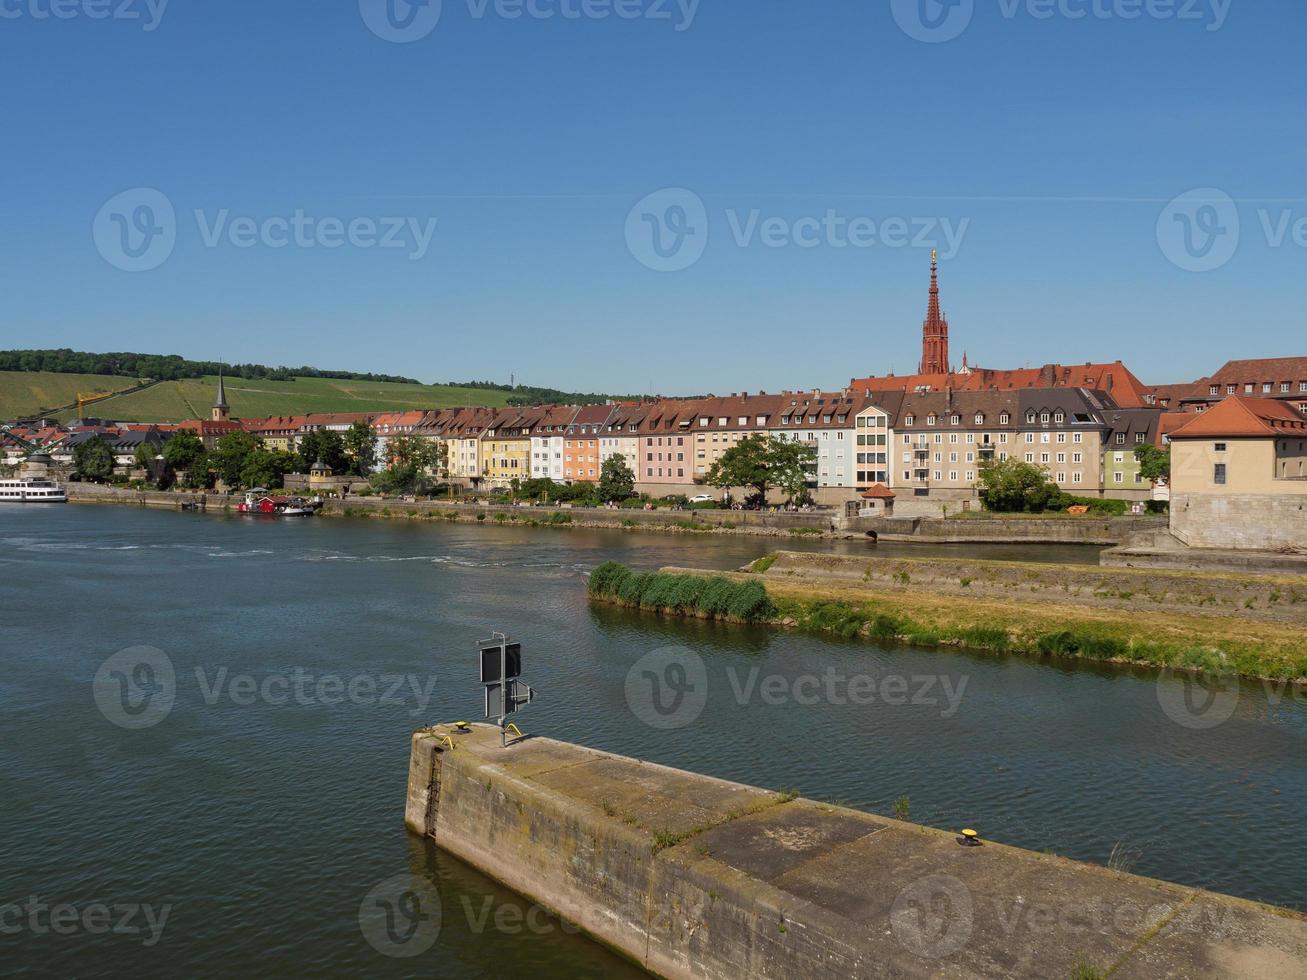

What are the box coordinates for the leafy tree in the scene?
[210,430,263,488]
[133,441,156,469]
[182,454,212,490]
[768,438,816,504]
[975,457,1062,513]
[1134,444,1171,484]
[240,448,300,490]
[369,434,441,495]
[298,430,347,474]
[72,435,114,482]
[162,430,205,471]
[343,420,377,476]
[704,435,816,505]
[597,454,636,502]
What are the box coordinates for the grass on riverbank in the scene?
[589,563,1307,681]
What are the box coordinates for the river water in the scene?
[2,506,1304,977]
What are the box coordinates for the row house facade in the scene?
[599,403,651,477]
[482,407,545,488]
[530,405,579,481]
[564,405,614,483]
[686,394,781,484]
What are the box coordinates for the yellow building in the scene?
[1168,396,1307,550]
[482,409,543,489]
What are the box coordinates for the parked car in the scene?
[688,494,716,503]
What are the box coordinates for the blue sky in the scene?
[3,0,1303,394]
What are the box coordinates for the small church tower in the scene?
[212,369,230,422]
[918,250,951,375]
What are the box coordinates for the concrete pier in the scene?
[406,724,1307,978]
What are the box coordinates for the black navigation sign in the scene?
[477,632,537,745]
[478,640,521,684]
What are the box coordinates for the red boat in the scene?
[237,489,318,516]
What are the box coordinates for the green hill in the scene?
[0,372,514,422]
[0,372,144,419]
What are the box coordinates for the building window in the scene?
[1214,442,1227,453]
[999,413,1009,425]
[1226,385,1236,394]
[1214,463,1227,485]
[1281,383,1291,393]
[1209,385,1219,396]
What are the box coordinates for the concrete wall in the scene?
[405,725,1307,980]
[1172,492,1307,550]
[898,515,1164,545]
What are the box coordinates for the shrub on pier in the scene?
[587,562,777,623]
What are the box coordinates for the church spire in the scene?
[212,368,230,422]
[918,250,951,375]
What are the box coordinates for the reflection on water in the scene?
[0,507,1302,977]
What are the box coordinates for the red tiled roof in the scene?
[861,484,895,499]
[1208,357,1307,384]
[1167,397,1307,440]
[851,361,1154,408]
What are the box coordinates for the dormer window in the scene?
[927,414,936,425]
[905,414,915,425]
[1026,412,1036,424]
[999,413,1009,425]
[781,416,790,425]
[950,414,960,425]
[1054,411,1064,424]
[1040,412,1050,424]
[974,414,984,424]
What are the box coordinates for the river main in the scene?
[3,506,1303,977]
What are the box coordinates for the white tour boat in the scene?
[0,478,68,503]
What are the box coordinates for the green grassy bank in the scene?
[587,562,1307,682]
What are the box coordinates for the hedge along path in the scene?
[627,563,1307,683]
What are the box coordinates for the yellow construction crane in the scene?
[77,390,116,419]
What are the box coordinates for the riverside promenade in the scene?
[406,724,1307,979]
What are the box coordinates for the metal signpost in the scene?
[478,632,536,746]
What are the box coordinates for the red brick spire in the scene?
[918,250,951,375]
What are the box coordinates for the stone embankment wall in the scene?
[66,483,235,509]
[65,484,1162,546]
[1172,492,1307,551]
[405,724,1307,980]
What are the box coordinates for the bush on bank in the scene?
[588,562,776,622]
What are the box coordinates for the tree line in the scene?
[0,349,420,385]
